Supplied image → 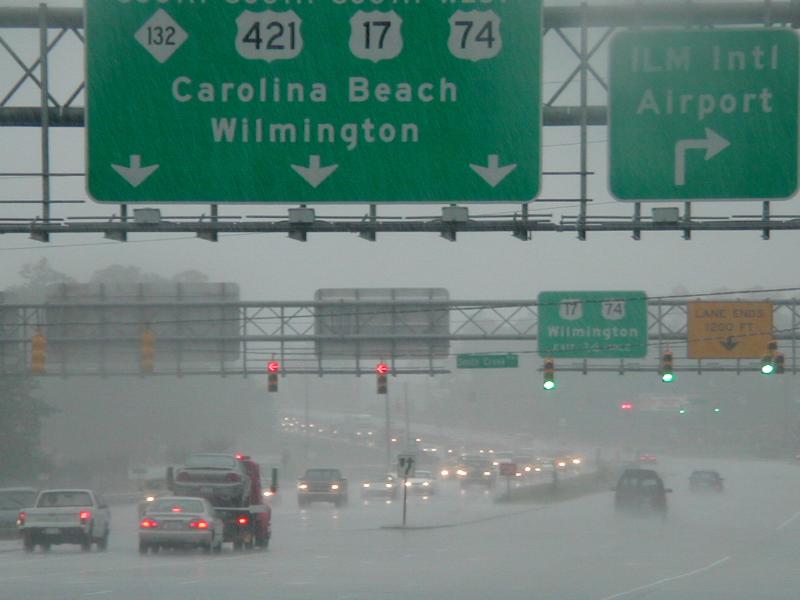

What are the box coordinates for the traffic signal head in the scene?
[775,352,785,375]
[267,361,281,374]
[660,351,674,383]
[761,355,775,375]
[140,330,156,374]
[713,407,721,414]
[543,358,556,391]
[678,407,687,415]
[30,330,47,375]
[620,402,634,411]
[375,363,390,376]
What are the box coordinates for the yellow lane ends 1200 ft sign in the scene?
[687,301,773,359]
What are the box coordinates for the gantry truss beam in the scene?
[1,297,798,377]
[1,3,800,240]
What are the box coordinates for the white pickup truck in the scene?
[18,489,111,553]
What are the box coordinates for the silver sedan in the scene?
[139,497,223,554]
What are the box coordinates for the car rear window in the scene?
[0,491,36,510]
[185,455,236,469]
[37,491,92,508]
[149,499,205,514]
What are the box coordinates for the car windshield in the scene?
[185,455,236,469]
[37,491,92,508]
[148,499,205,514]
[0,491,36,510]
[305,470,340,480]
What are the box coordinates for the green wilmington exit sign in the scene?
[86,1,541,204]
[609,29,799,201]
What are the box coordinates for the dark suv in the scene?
[614,468,671,516]
[297,469,348,507]
[689,470,724,493]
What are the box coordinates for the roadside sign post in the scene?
[398,454,415,528]
[86,1,542,203]
[609,29,799,201]
[538,292,648,359]
[499,462,517,499]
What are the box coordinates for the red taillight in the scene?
[236,516,249,526]
[17,511,26,526]
[176,472,190,482]
[226,472,242,483]
[140,518,159,529]
[189,519,210,529]
[79,511,91,524]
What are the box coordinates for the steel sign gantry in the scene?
[3,3,800,240]
[1,296,799,378]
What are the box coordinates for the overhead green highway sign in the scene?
[538,291,648,359]
[456,354,519,369]
[86,1,541,204]
[609,29,798,201]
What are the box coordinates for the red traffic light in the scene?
[620,402,634,411]
[267,361,281,373]
[375,363,390,375]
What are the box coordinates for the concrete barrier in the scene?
[496,465,617,505]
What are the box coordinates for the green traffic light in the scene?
[761,363,775,375]
[678,408,687,414]
[543,380,556,391]
[713,407,721,413]
[661,372,675,383]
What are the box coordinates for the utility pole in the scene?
[385,387,392,473]
[404,381,411,450]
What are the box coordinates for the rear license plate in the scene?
[44,528,60,535]
[162,522,183,530]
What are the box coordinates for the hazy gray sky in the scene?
[1,0,796,302]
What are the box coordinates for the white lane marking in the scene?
[777,510,800,531]
[81,592,113,597]
[598,556,731,600]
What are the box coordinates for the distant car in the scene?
[139,497,223,554]
[297,468,348,507]
[637,453,658,465]
[456,455,496,489]
[405,470,437,495]
[689,470,724,493]
[614,469,671,517]
[137,477,171,517]
[0,488,37,539]
[360,474,398,500]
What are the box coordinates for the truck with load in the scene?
[170,453,271,551]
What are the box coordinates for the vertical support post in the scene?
[242,306,248,377]
[683,202,692,240]
[632,203,641,241]
[280,306,286,371]
[404,381,411,448]
[578,2,589,241]
[304,376,310,466]
[762,201,771,240]
[385,387,392,474]
[792,299,798,375]
[38,3,51,242]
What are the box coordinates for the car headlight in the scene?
[145,496,155,503]
[572,458,582,465]
[405,481,412,487]
[557,461,566,468]
[298,483,308,490]
[264,490,275,497]
[362,483,371,489]
[534,467,542,472]
[483,471,492,477]
[441,470,450,477]
[456,469,468,477]
[422,481,429,487]
[524,466,532,472]
[385,483,394,489]
[331,484,340,491]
